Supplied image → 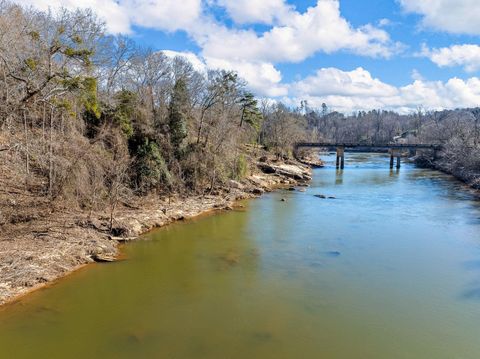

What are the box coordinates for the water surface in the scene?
[1,153,480,358]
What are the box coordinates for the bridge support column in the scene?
[396,155,401,169]
[389,150,395,169]
[336,146,345,169]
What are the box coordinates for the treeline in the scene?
[0,2,309,216]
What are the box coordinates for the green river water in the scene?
[1,153,480,358]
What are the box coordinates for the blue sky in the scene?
[16,0,480,113]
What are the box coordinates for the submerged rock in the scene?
[325,251,341,258]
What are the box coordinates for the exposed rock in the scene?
[251,188,264,195]
[298,155,325,168]
[257,163,312,181]
[314,194,327,199]
[92,253,116,263]
[228,180,244,190]
[280,198,287,202]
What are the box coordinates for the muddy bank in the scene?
[0,158,312,306]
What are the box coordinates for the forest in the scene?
[1,0,479,228]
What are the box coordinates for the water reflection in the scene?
[335,169,343,185]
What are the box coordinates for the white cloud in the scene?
[160,50,288,97]
[411,69,424,81]
[13,0,202,33]
[162,50,208,73]
[289,67,480,113]
[15,0,131,33]
[378,18,392,27]
[420,44,480,72]
[197,0,402,64]
[215,0,292,24]
[399,0,480,35]
[291,67,398,97]
[205,57,288,97]
[121,0,201,32]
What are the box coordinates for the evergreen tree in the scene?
[239,92,263,131]
[168,79,189,156]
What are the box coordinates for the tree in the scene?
[168,78,189,156]
[239,91,263,131]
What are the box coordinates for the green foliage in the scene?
[24,58,37,71]
[168,79,189,156]
[71,34,83,45]
[113,90,136,139]
[116,113,134,139]
[135,139,171,191]
[233,153,248,179]
[82,77,100,119]
[28,31,40,41]
[239,92,263,131]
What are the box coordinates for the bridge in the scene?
[294,142,444,169]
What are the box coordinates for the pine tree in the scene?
[168,79,189,156]
[239,92,263,130]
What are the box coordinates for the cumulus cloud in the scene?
[205,57,288,97]
[289,67,480,113]
[215,0,292,24]
[13,0,202,33]
[399,0,480,35]
[291,67,398,97]
[162,50,208,73]
[420,44,480,72]
[197,0,402,64]
[160,50,288,97]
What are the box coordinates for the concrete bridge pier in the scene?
[336,146,345,169]
[390,149,401,169]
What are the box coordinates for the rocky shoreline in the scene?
[0,158,313,306]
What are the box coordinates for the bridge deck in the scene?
[295,142,443,150]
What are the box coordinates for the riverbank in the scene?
[415,155,480,190]
[0,155,312,306]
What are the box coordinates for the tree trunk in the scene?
[23,109,29,188]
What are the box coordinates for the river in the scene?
[1,153,480,359]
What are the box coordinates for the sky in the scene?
[13,0,480,114]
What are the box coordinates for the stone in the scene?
[252,188,264,195]
[228,180,244,190]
